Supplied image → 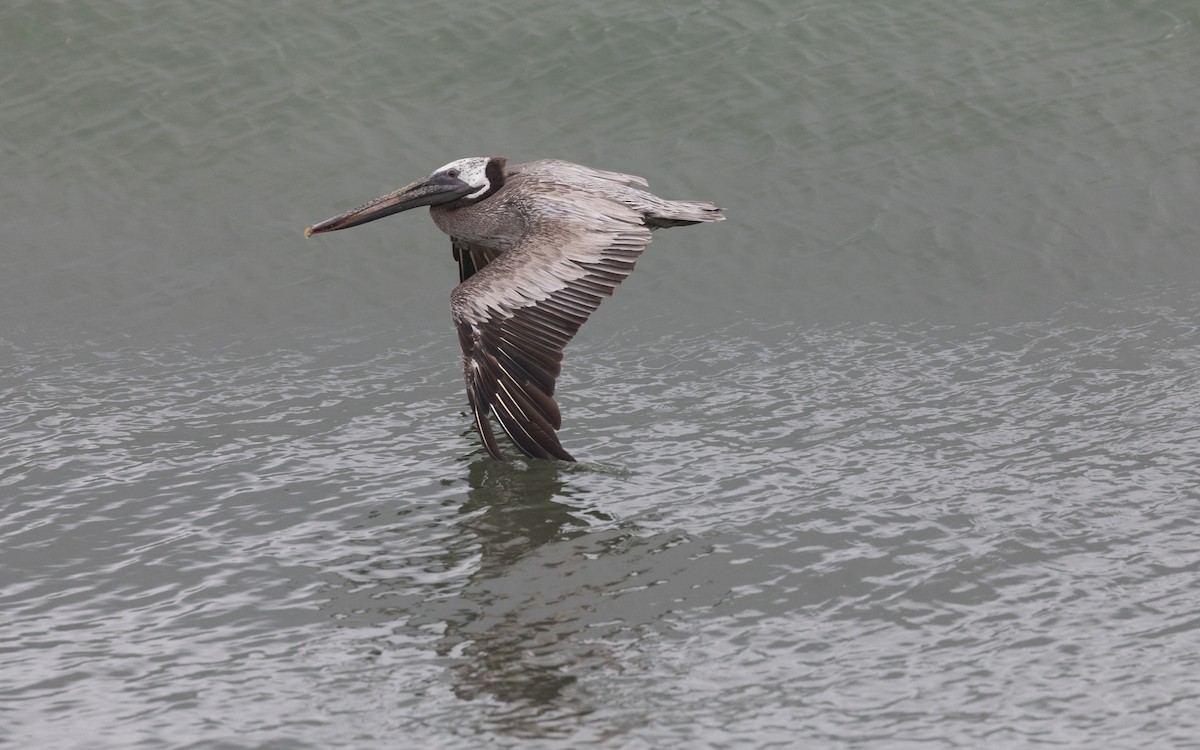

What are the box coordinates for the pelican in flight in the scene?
[305,157,724,461]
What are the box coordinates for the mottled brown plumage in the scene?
[305,157,724,461]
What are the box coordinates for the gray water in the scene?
[3,1,1200,747]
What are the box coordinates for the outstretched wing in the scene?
[450,191,654,461]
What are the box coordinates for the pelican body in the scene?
[305,157,724,461]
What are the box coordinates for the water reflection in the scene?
[439,456,614,737]
[456,457,592,574]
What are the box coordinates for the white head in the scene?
[430,156,507,203]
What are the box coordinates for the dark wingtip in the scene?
[476,415,507,461]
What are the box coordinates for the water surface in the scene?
[3,0,1200,747]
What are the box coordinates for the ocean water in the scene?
[3,1,1199,747]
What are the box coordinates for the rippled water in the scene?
[6,293,1199,747]
[4,0,1200,747]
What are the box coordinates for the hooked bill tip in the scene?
[303,226,315,238]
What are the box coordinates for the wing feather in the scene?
[451,189,654,461]
[451,238,504,283]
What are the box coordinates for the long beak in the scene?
[304,173,474,237]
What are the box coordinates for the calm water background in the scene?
[4,0,1200,747]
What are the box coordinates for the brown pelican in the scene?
[305,157,724,462]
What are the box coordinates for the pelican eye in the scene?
[445,168,461,179]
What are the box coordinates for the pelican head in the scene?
[305,157,507,236]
